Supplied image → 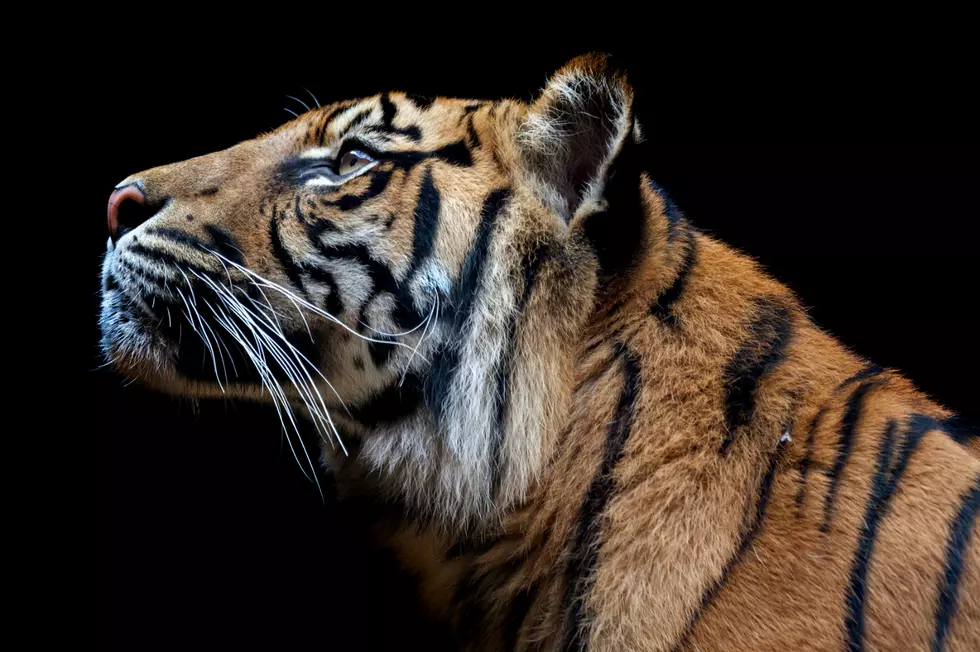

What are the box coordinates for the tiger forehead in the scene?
[299,93,493,150]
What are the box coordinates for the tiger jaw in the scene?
[99,242,336,404]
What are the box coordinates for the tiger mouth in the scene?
[100,249,325,390]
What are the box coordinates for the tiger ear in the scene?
[517,53,641,224]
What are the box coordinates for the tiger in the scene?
[100,53,978,651]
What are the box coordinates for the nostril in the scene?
[107,184,166,242]
[116,195,152,231]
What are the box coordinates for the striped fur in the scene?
[100,54,979,650]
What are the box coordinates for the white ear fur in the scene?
[518,54,637,223]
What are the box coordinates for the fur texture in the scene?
[100,54,979,650]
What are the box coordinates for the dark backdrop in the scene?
[78,38,976,649]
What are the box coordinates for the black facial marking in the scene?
[406,169,441,278]
[933,477,980,651]
[202,225,244,266]
[363,93,422,141]
[339,108,373,139]
[195,187,219,197]
[298,262,344,316]
[126,243,213,279]
[425,188,511,417]
[368,335,397,368]
[320,169,394,211]
[562,344,641,651]
[316,103,352,143]
[145,226,207,251]
[310,239,421,330]
[821,378,883,532]
[719,298,794,454]
[269,217,309,299]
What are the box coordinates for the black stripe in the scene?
[674,434,786,651]
[796,407,826,510]
[320,169,394,211]
[933,476,980,652]
[406,93,435,109]
[943,414,979,447]
[366,124,423,141]
[316,103,353,143]
[310,239,421,329]
[380,93,396,126]
[363,94,422,141]
[424,188,510,417]
[202,225,244,266]
[649,229,698,326]
[367,335,396,368]
[125,243,213,279]
[647,179,684,241]
[466,113,481,149]
[797,364,885,514]
[339,107,373,139]
[843,415,934,651]
[406,169,441,278]
[562,345,641,651]
[502,585,539,651]
[145,225,244,267]
[145,226,208,251]
[719,298,794,454]
[489,243,552,498]
[821,379,883,532]
[298,262,344,316]
[346,372,424,427]
[843,363,884,386]
[269,216,309,299]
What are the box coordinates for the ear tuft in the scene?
[518,53,637,222]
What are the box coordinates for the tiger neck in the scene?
[335,176,695,539]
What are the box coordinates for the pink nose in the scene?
[107,184,148,242]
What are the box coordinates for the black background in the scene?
[73,34,976,649]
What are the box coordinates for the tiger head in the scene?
[100,54,647,529]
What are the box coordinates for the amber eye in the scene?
[338,149,375,176]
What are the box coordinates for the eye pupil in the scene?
[338,149,374,175]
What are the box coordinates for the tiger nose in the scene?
[107,184,151,242]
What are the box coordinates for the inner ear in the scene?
[518,54,636,223]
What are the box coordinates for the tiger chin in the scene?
[100,54,978,651]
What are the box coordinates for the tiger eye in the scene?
[338,150,374,176]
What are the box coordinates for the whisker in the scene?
[202,247,425,353]
[286,95,311,112]
[304,87,320,108]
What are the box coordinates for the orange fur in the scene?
[101,54,979,650]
